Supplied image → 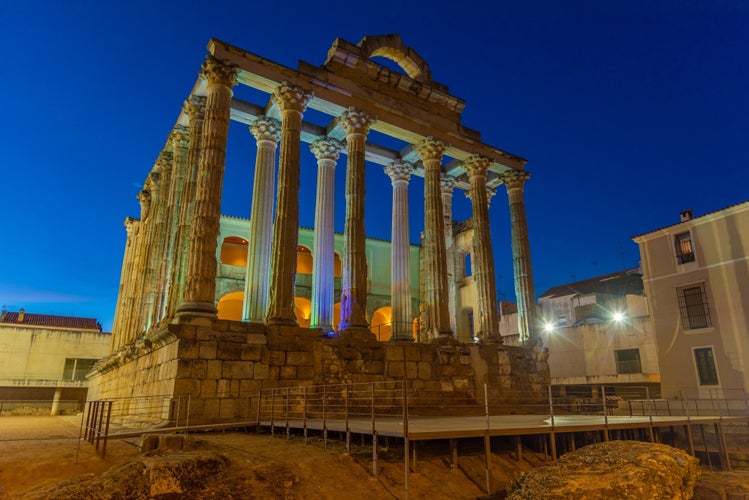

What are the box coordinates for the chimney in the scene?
[17,308,25,323]
[680,209,693,222]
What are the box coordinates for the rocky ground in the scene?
[1,416,748,499]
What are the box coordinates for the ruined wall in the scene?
[89,319,549,424]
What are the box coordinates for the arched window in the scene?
[297,245,313,274]
[217,291,244,321]
[370,306,392,341]
[220,236,248,266]
[294,297,311,328]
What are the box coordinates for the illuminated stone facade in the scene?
[89,35,546,422]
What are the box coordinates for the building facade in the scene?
[633,203,749,399]
[0,308,110,413]
[501,269,660,398]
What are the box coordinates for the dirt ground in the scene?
[2,416,748,499]
[0,415,541,499]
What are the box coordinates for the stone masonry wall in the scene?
[89,318,550,424]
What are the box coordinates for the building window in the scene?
[677,284,711,329]
[615,348,642,374]
[63,358,98,381]
[694,347,719,385]
[674,232,695,264]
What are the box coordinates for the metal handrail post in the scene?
[322,385,328,448]
[371,383,377,477]
[645,386,654,442]
[345,383,351,453]
[601,386,609,442]
[256,390,263,433]
[101,401,113,458]
[285,387,290,440]
[303,386,308,444]
[548,385,557,460]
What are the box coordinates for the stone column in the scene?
[243,116,281,323]
[440,174,458,335]
[155,126,190,322]
[111,217,138,350]
[385,160,415,341]
[143,152,171,331]
[309,137,344,332]
[266,82,313,326]
[168,96,205,318]
[503,170,538,344]
[338,107,375,334]
[464,155,500,343]
[177,56,237,318]
[416,137,452,341]
[127,184,153,344]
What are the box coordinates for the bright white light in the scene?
[612,312,624,322]
[543,322,555,333]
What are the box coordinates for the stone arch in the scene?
[297,245,313,274]
[220,236,248,266]
[358,34,431,82]
[370,305,392,341]
[294,296,311,328]
[217,291,244,321]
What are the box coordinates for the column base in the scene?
[389,335,414,343]
[266,316,299,327]
[175,301,217,318]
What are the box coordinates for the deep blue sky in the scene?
[1,1,747,331]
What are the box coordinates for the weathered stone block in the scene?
[190,360,207,378]
[360,347,385,361]
[405,361,418,378]
[453,378,470,390]
[173,378,200,396]
[385,346,404,361]
[179,340,199,360]
[240,379,262,396]
[218,331,247,343]
[280,365,297,379]
[253,363,270,380]
[338,346,360,360]
[206,360,222,379]
[199,341,217,359]
[269,351,286,366]
[440,380,454,392]
[196,327,217,341]
[200,379,217,397]
[241,344,263,361]
[217,379,232,397]
[404,346,421,361]
[223,360,253,379]
[388,362,405,378]
[217,342,242,360]
[417,362,431,380]
[424,380,442,392]
[363,360,385,375]
[175,359,192,378]
[247,334,268,345]
[296,366,315,381]
[286,351,313,366]
[219,398,235,418]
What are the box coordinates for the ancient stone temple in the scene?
[89,35,548,422]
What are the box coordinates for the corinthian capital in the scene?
[200,55,238,87]
[502,170,531,190]
[170,125,190,149]
[310,137,344,161]
[183,95,206,122]
[384,160,415,183]
[338,107,375,136]
[155,151,173,173]
[440,174,455,194]
[250,116,281,143]
[415,137,445,162]
[463,154,491,179]
[272,82,313,113]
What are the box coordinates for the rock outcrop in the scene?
[507,440,700,499]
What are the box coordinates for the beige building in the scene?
[633,202,749,399]
[0,308,111,413]
[502,270,660,398]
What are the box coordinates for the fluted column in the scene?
[385,160,415,341]
[309,138,344,332]
[243,116,281,323]
[155,126,190,323]
[338,107,375,334]
[464,155,500,343]
[127,185,153,344]
[177,56,237,318]
[416,137,452,341]
[440,175,458,335]
[503,170,538,344]
[266,83,313,326]
[168,96,205,318]
[112,217,138,350]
